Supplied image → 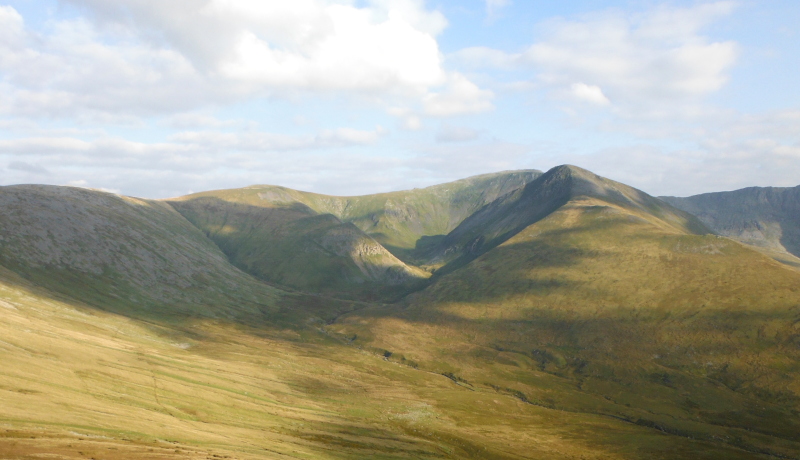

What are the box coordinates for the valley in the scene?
[1,165,799,459]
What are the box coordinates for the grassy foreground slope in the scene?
[331,166,800,458]
[2,264,770,460]
[1,178,752,460]
[662,185,800,268]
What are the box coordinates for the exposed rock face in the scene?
[662,185,800,259]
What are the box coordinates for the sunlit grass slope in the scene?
[425,165,709,272]
[0,265,777,460]
[2,169,799,459]
[331,167,800,459]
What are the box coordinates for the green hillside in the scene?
[168,196,429,301]
[424,165,708,272]
[174,170,540,263]
[2,168,800,459]
[2,261,767,460]
[329,167,800,458]
[0,185,287,321]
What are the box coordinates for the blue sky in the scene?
[0,0,798,198]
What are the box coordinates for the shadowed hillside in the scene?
[662,186,800,268]
[167,170,540,300]
[168,197,429,301]
[173,170,541,263]
[0,185,288,320]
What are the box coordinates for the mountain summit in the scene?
[426,165,708,271]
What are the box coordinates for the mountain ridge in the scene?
[2,166,800,459]
[662,184,800,268]
[425,165,709,272]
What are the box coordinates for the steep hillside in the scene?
[330,166,800,458]
[426,165,708,271]
[662,186,800,267]
[168,196,429,301]
[175,170,541,263]
[0,185,286,320]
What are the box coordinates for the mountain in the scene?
[662,186,800,268]
[425,165,708,272]
[168,170,540,300]
[329,165,800,458]
[176,169,540,259]
[0,185,285,320]
[168,195,429,301]
[2,167,800,460]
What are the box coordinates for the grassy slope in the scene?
[168,196,429,302]
[1,171,799,459]
[0,185,294,321]
[166,170,539,300]
[0,265,774,460]
[330,173,800,458]
[662,185,800,267]
[173,170,541,263]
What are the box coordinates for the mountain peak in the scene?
[427,165,709,269]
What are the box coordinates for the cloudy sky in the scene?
[0,0,798,198]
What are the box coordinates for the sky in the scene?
[0,0,798,198]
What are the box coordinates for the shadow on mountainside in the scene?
[169,197,430,302]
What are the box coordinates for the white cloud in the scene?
[423,73,494,116]
[316,126,387,146]
[160,113,241,129]
[0,2,491,120]
[0,125,387,171]
[569,83,610,106]
[527,3,738,103]
[0,6,24,46]
[217,3,446,92]
[450,46,517,70]
[454,2,738,111]
[59,0,449,92]
[8,161,49,174]
[169,125,386,151]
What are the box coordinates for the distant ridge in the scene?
[168,169,541,300]
[662,185,800,266]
